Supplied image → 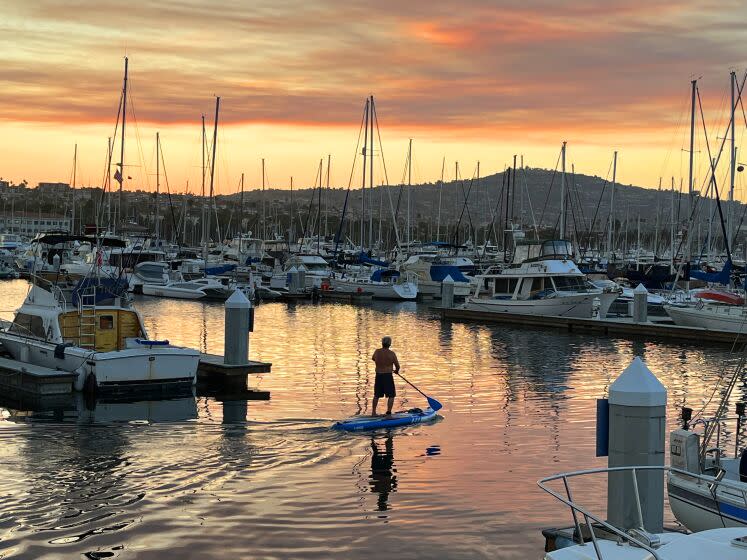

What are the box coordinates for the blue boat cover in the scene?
[71,277,130,307]
[430,264,469,283]
[370,269,400,282]
[690,259,731,285]
[358,252,389,267]
[205,264,237,276]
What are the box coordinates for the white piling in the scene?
[441,275,455,308]
[224,289,252,366]
[607,357,666,533]
[633,283,648,323]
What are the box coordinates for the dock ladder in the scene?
[78,288,97,350]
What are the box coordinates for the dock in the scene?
[434,306,747,346]
[0,356,76,395]
[197,353,272,389]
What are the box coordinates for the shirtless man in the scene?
[371,336,400,416]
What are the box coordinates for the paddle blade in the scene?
[427,396,443,412]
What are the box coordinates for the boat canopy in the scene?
[690,259,732,285]
[357,252,389,267]
[371,269,400,282]
[32,234,127,248]
[430,264,469,283]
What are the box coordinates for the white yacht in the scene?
[0,279,199,392]
[141,276,236,300]
[463,258,618,318]
[395,253,473,298]
[329,268,418,300]
[270,254,331,290]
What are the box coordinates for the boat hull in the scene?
[329,278,417,300]
[668,474,747,531]
[141,285,205,299]
[463,292,617,318]
[0,333,199,391]
[664,305,747,333]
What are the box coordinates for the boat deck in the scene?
[434,307,747,346]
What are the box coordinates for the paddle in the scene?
[394,371,443,411]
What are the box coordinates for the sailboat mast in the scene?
[608,151,617,261]
[290,176,294,248]
[205,97,220,272]
[201,115,207,263]
[239,172,244,240]
[325,154,331,238]
[436,156,445,242]
[671,177,675,273]
[156,132,160,241]
[686,79,697,284]
[729,71,736,247]
[71,143,77,234]
[360,98,369,250]
[261,158,266,240]
[560,141,566,239]
[369,95,375,249]
[407,138,412,247]
[118,56,128,234]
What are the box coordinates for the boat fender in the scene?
[54,343,73,360]
[740,448,747,483]
[83,371,97,396]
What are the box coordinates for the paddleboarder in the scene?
[371,336,400,416]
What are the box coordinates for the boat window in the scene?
[530,277,544,292]
[492,278,518,294]
[9,313,46,338]
[99,315,114,330]
[553,276,585,291]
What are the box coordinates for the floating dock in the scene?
[197,353,272,389]
[435,306,747,346]
[0,355,76,396]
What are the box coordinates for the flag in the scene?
[114,169,123,184]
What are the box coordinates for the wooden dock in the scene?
[0,356,75,395]
[434,306,747,346]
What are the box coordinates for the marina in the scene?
[3,4,747,558]
[2,277,747,558]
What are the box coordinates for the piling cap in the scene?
[609,357,666,407]
[288,266,298,273]
[225,288,252,309]
[443,275,454,284]
[634,283,648,294]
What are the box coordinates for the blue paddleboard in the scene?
[332,407,438,432]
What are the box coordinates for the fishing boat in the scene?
[332,407,438,432]
[464,258,619,318]
[0,273,199,392]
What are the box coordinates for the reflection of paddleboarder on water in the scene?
[370,435,397,511]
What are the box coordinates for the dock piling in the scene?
[441,275,455,308]
[607,357,666,533]
[633,284,648,323]
[224,289,252,365]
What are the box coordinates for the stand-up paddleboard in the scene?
[332,407,438,432]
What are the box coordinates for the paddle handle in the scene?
[394,371,428,400]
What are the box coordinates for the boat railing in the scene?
[537,464,747,560]
[689,414,747,463]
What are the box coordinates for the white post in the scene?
[224,289,251,366]
[607,357,666,533]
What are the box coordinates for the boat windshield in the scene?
[552,276,587,292]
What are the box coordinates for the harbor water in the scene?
[1,278,745,559]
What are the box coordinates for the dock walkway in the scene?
[435,307,747,346]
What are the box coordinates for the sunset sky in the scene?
[1,0,746,197]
